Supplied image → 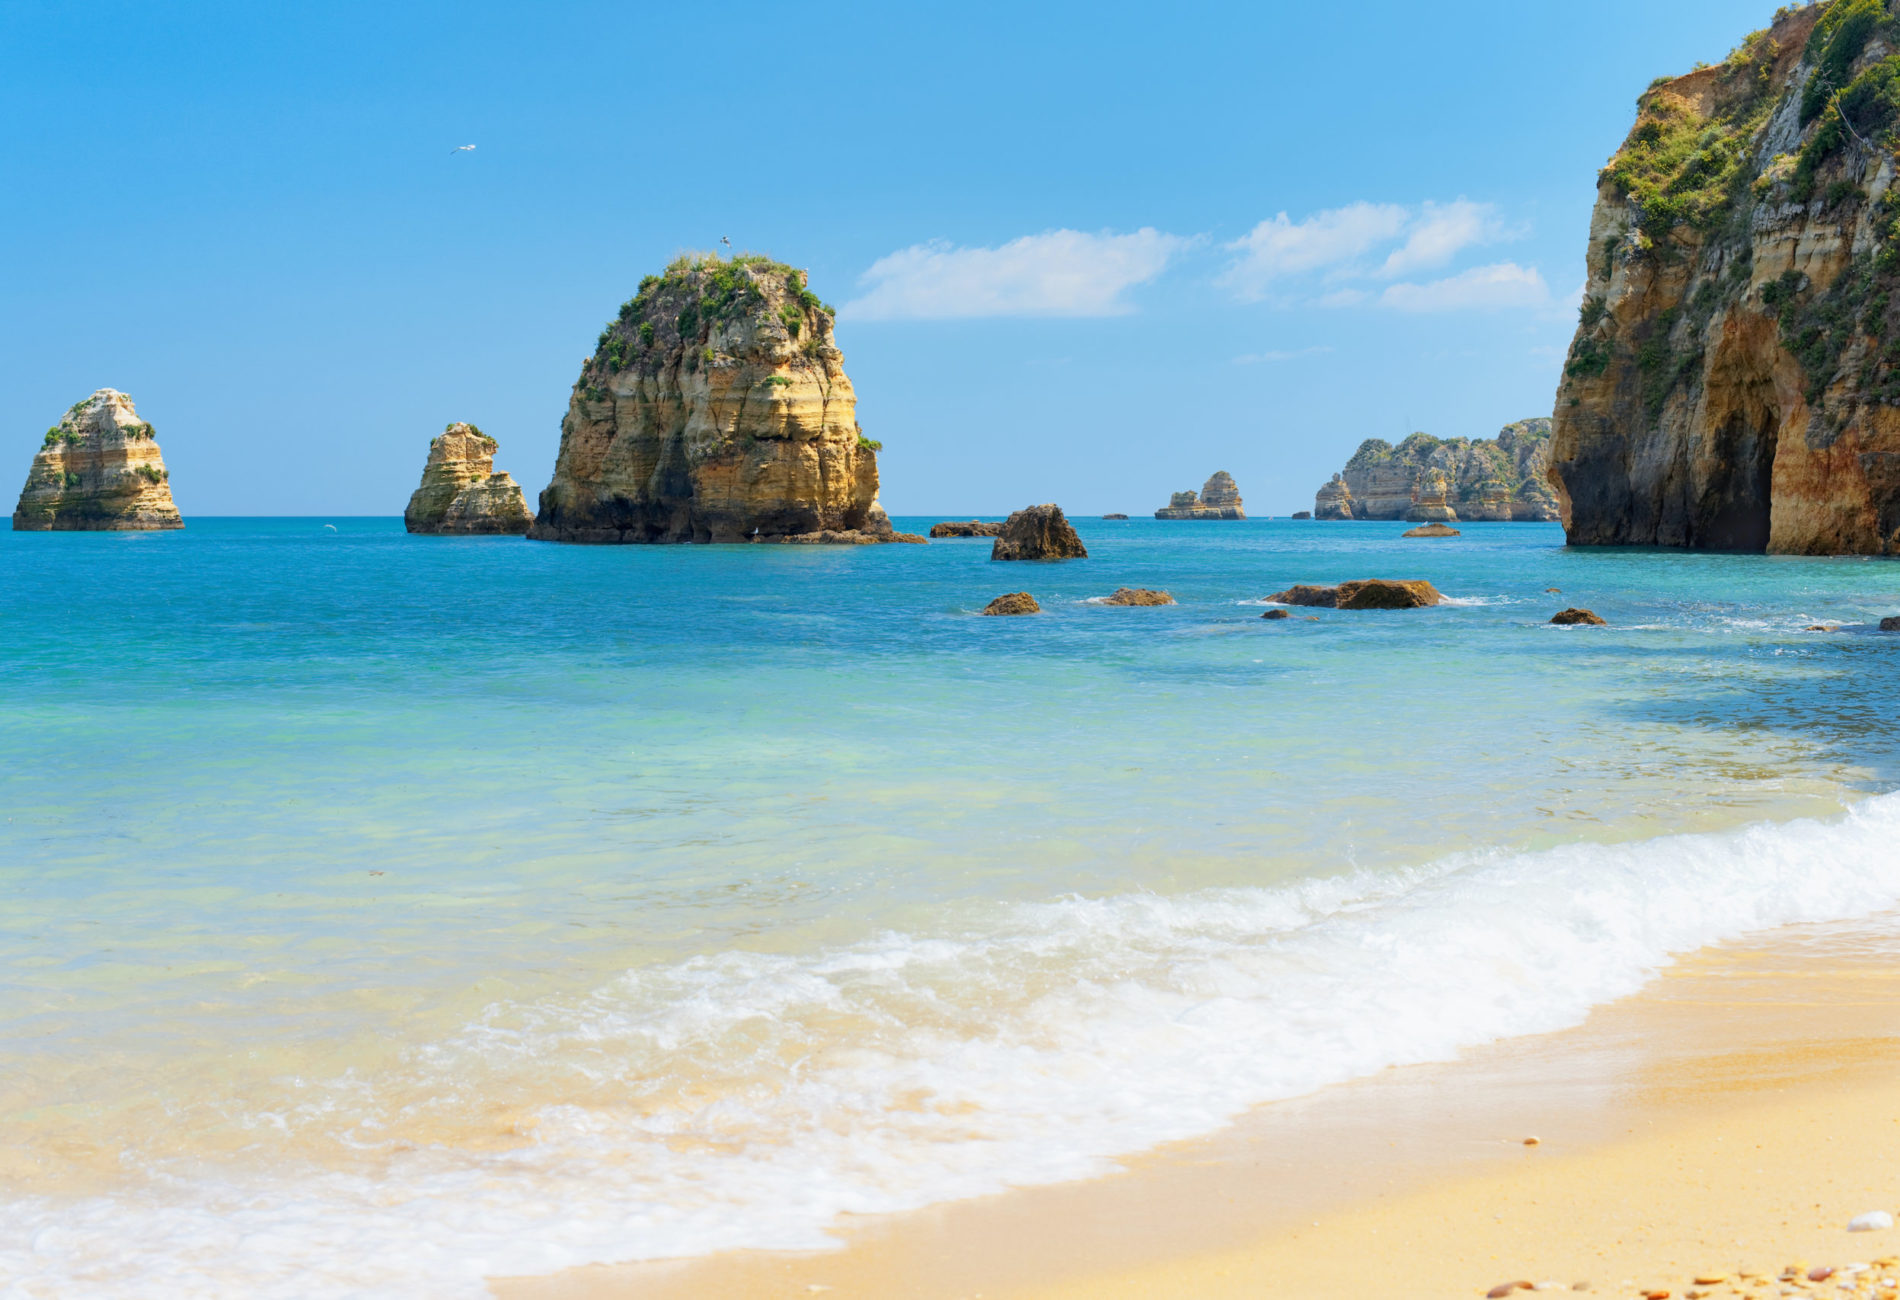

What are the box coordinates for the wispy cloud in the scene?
[1379,262,1549,312]
[1233,345,1334,364]
[1223,199,1539,313]
[843,228,1187,320]
[1221,203,1407,300]
[1377,200,1506,278]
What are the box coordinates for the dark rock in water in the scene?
[1261,608,1291,620]
[1882,616,1900,632]
[1290,511,1312,520]
[1805,624,1840,632]
[991,504,1087,561]
[1551,608,1607,626]
[1102,587,1174,606]
[1102,513,1129,520]
[761,529,926,544]
[1402,523,1461,538]
[1265,580,1444,609]
[982,592,1040,616]
[930,519,1003,538]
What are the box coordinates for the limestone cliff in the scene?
[13,390,182,531]
[1314,421,1557,522]
[404,424,532,535]
[1155,471,1246,519]
[1551,2,1900,553]
[529,254,894,544]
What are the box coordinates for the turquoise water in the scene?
[4,517,1900,1297]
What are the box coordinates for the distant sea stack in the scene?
[1156,471,1246,519]
[404,424,533,535]
[1313,421,1557,522]
[529,254,897,544]
[1550,3,1900,554]
[13,390,182,531]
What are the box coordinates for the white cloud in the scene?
[1377,200,1504,278]
[1221,202,1408,300]
[1233,345,1334,364]
[1379,262,1550,312]
[843,228,1186,320]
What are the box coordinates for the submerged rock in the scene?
[1156,471,1246,519]
[930,519,1003,538]
[1101,587,1174,606]
[1403,523,1462,537]
[529,254,896,544]
[991,504,1087,561]
[1261,608,1291,620]
[404,424,533,535]
[13,389,183,531]
[1551,608,1608,626]
[1265,580,1444,609]
[981,592,1039,616]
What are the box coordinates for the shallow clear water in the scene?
[3,517,1899,1297]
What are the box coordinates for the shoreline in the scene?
[493,913,1900,1299]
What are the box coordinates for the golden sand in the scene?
[492,917,1900,1300]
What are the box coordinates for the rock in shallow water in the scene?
[1102,587,1173,606]
[1265,579,1444,609]
[1882,617,1900,632]
[1403,523,1461,538]
[1550,608,1608,626]
[981,592,1039,616]
[929,520,1003,538]
[991,504,1087,561]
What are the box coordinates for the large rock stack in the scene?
[1156,471,1247,519]
[1311,421,1557,522]
[529,254,897,544]
[13,390,183,531]
[404,424,533,535]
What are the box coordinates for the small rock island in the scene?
[404,424,533,535]
[1156,471,1246,519]
[13,389,183,531]
[530,254,904,544]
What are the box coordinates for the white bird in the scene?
[323,524,338,531]
[721,235,731,247]
[451,144,476,155]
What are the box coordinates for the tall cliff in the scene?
[404,424,533,535]
[1551,1,1900,553]
[1313,420,1558,521]
[530,255,895,544]
[13,390,183,531]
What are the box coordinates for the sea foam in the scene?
[6,792,1900,1299]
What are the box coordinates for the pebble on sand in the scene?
[1852,1211,1895,1232]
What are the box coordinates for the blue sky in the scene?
[1,0,1782,516]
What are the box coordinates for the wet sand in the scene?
[492,914,1900,1300]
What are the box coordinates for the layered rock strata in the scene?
[1550,3,1900,553]
[1315,422,1557,522]
[404,424,533,535]
[1156,471,1246,519]
[13,390,182,531]
[1265,580,1445,610]
[529,255,896,544]
[991,504,1087,560]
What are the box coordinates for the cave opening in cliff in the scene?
[1698,409,1777,552]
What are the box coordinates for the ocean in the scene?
[3,516,1899,1298]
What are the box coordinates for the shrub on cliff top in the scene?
[1790,54,1900,200]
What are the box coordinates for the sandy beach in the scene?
[495,913,1900,1300]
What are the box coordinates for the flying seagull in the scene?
[721,235,731,247]
[451,144,476,155]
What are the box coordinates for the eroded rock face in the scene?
[1316,422,1557,522]
[1549,4,1900,554]
[1156,471,1247,519]
[1265,580,1444,609]
[404,424,532,535]
[529,255,893,544]
[991,504,1087,560]
[13,390,182,531]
